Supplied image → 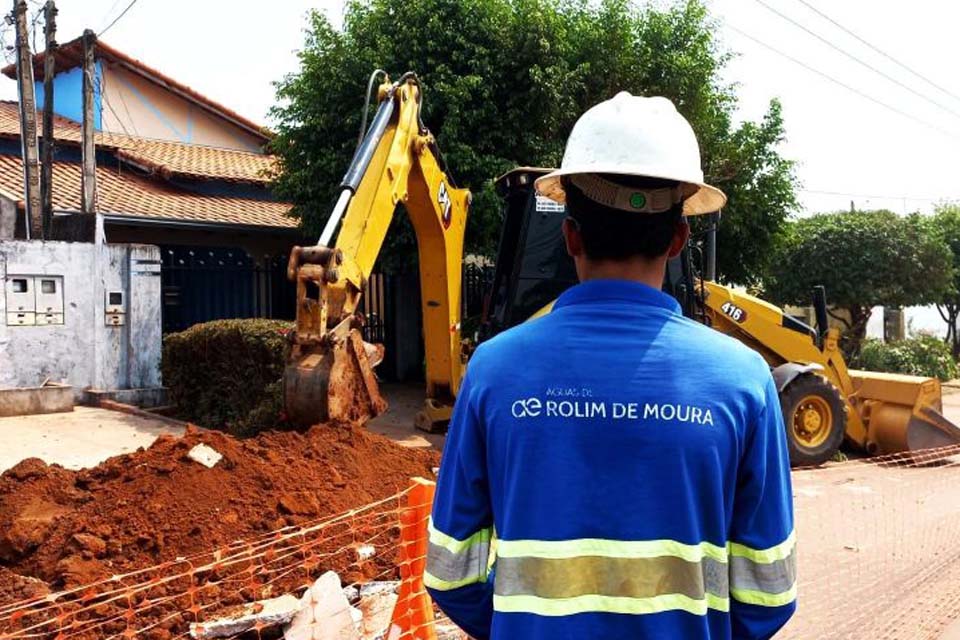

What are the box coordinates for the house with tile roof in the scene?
[0,36,306,331]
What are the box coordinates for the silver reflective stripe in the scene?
[730,550,797,596]
[495,554,729,602]
[427,539,491,585]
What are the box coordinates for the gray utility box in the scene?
[5,274,65,326]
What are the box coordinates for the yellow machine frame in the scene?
[284,75,470,428]
[701,281,957,455]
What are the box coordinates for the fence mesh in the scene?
[779,444,960,639]
[4,448,960,640]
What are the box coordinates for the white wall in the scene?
[0,240,162,395]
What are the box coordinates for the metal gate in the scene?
[160,246,295,333]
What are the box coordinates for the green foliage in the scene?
[854,335,959,382]
[765,209,953,352]
[928,204,960,356]
[269,0,796,280]
[162,319,292,437]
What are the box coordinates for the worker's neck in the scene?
[576,257,666,290]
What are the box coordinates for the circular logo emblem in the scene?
[630,193,647,209]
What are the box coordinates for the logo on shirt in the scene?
[510,396,714,425]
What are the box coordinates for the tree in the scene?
[929,204,960,357]
[269,0,797,279]
[764,209,953,354]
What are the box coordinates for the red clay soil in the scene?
[0,424,439,600]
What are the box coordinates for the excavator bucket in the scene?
[283,327,387,428]
[283,248,388,429]
[850,370,960,455]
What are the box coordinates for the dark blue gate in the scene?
[161,246,295,333]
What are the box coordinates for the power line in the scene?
[751,0,960,122]
[790,0,960,106]
[724,23,960,140]
[801,189,960,202]
[99,0,139,37]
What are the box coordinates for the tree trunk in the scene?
[840,305,872,360]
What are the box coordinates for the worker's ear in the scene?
[562,217,584,258]
[666,220,690,259]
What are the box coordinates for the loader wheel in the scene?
[779,374,846,467]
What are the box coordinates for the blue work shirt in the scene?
[426,279,796,640]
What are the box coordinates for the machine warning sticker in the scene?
[438,182,453,228]
[720,301,747,323]
[535,195,565,213]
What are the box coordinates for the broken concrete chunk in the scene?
[187,444,223,468]
[342,585,360,604]
[284,571,360,640]
[434,620,470,640]
[358,582,399,599]
[189,594,300,639]
[355,544,376,561]
[358,589,398,640]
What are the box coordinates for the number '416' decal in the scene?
[720,301,747,323]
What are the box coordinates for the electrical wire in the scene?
[800,188,960,202]
[790,0,960,106]
[751,0,960,121]
[99,0,140,37]
[723,23,960,140]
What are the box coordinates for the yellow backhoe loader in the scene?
[283,73,960,466]
[283,72,469,430]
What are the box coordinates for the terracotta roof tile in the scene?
[0,153,296,229]
[0,101,278,184]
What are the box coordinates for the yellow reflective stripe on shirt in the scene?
[424,571,486,591]
[731,583,798,608]
[427,518,492,554]
[493,592,730,618]
[728,530,796,564]
[496,537,728,564]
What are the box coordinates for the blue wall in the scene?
[34,61,102,130]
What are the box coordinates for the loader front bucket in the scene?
[283,327,388,428]
[849,370,960,455]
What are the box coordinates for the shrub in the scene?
[162,319,292,437]
[854,335,959,381]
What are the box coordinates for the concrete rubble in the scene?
[188,574,454,640]
[189,594,300,639]
[284,571,360,640]
[187,443,223,468]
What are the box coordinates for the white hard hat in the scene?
[535,93,726,216]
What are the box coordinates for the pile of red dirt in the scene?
[0,424,439,599]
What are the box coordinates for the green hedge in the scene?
[854,335,959,382]
[162,319,292,436]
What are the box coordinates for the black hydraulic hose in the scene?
[358,69,388,148]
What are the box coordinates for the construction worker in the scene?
[425,94,796,640]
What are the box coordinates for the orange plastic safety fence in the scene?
[0,488,412,640]
[779,444,960,639]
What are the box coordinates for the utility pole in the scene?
[80,28,96,217]
[12,0,42,239]
[40,0,56,238]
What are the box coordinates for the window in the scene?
[40,279,56,294]
[12,278,27,293]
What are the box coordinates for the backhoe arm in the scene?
[284,74,470,428]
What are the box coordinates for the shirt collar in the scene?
[554,279,682,314]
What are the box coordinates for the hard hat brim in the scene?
[535,167,727,216]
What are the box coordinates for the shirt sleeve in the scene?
[729,373,797,640]
[425,368,494,640]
